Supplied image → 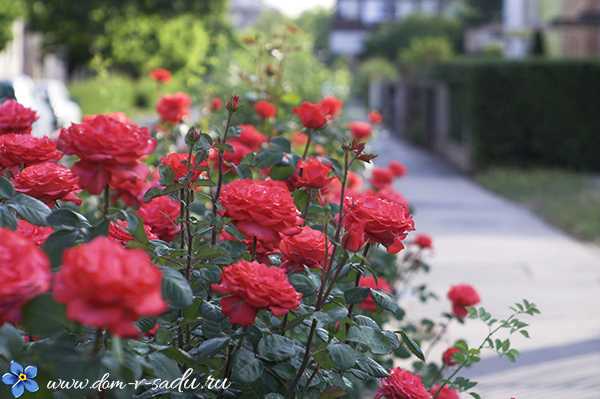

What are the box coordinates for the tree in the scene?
[0,0,23,51]
[23,0,227,73]
[459,0,503,26]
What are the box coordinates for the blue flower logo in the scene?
[2,361,39,398]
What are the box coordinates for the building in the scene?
[329,0,456,56]
[553,0,600,57]
[229,0,266,29]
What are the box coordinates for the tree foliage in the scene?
[0,0,23,51]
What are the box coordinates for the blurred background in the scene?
[1,0,600,397]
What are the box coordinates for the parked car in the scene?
[0,76,56,137]
[36,80,82,128]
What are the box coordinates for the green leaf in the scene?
[0,176,15,199]
[143,184,183,202]
[0,205,17,230]
[194,336,230,359]
[21,293,69,336]
[270,164,294,180]
[270,137,291,153]
[346,325,393,355]
[327,343,359,370]
[232,347,263,383]
[258,334,299,362]
[292,190,308,212]
[147,352,181,380]
[355,356,389,378]
[8,194,51,225]
[371,289,405,319]
[289,273,318,296]
[398,330,425,361]
[42,229,86,269]
[47,208,91,229]
[126,212,150,244]
[344,287,371,304]
[161,267,193,309]
[469,392,482,399]
[255,149,283,168]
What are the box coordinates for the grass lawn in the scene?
[476,168,600,242]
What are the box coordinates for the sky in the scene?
[263,0,335,16]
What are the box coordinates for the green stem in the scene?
[102,185,110,219]
[289,318,318,398]
[301,130,313,159]
[345,243,372,330]
[211,111,234,245]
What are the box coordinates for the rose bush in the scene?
[0,27,540,399]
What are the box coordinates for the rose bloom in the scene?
[319,96,344,120]
[0,100,38,135]
[16,220,53,246]
[13,162,81,206]
[109,163,154,207]
[293,101,327,129]
[109,220,157,245]
[343,191,414,254]
[371,188,409,208]
[156,92,192,123]
[254,100,277,119]
[226,95,240,112]
[0,228,51,325]
[234,124,267,151]
[447,284,481,319]
[429,385,459,399]
[58,115,156,194]
[369,111,383,124]
[53,237,167,337]
[375,368,431,399]
[138,196,181,242]
[220,179,302,244]
[0,134,62,168]
[160,152,204,181]
[413,234,433,250]
[442,347,461,366]
[370,167,394,190]
[209,139,253,173]
[292,157,332,189]
[347,171,363,191]
[210,97,223,112]
[211,260,302,326]
[291,131,309,147]
[389,160,407,177]
[358,275,393,312]
[279,226,332,273]
[349,121,373,140]
[149,67,172,83]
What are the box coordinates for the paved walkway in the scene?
[371,131,600,398]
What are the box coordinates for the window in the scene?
[363,0,386,24]
[339,0,360,20]
[396,0,415,18]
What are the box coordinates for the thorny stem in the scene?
[92,329,103,355]
[301,189,314,219]
[345,243,372,331]
[301,130,313,160]
[289,318,318,398]
[432,312,519,399]
[425,322,449,358]
[102,185,110,218]
[211,111,234,245]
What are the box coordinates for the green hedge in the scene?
[433,59,600,171]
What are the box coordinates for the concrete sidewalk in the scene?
[371,131,600,398]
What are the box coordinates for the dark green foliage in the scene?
[433,59,600,171]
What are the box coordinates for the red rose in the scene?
[349,121,373,140]
[343,192,414,254]
[429,385,459,399]
[53,237,167,337]
[58,115,156,194]
[347,171,363,191]
[0,228,51,325]
[209,140,253,172]
[234,124,267,151]
[389,160,407,177]
[0,100,38,135]
[210,97,223,112]
[370,167,394,190]
[319,96,344,119]
[375,368,431,399]
[138,196,181,242]
[442,347,461,366]
[413,234,433,250]
[279,226,332,272]
[369,188,409,208]
[226,95,240,113]
[149,68,172,83]
[109,220,157,245]
[156,92,191,123]
[160,152,204,181]
[109,163,155,207]
[293,101,327,129]
[16,220,53,246]
[293,158,332,189]
[211,260,302,326]
[447,284,481,319]
[0,134,62,168]
[358,275,393,312]
[220,179,302,244]
[13,162,81,206]
[254,100,277,119]
[369,111,383,124]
